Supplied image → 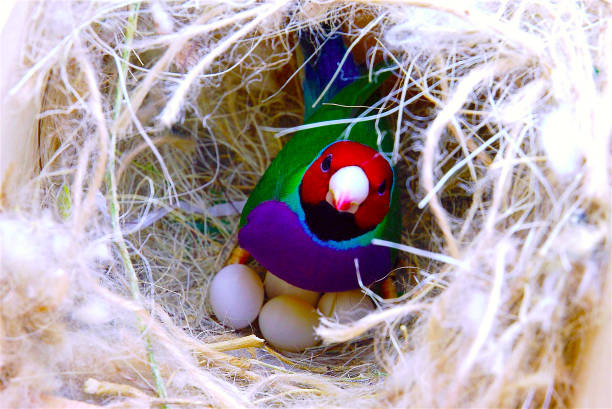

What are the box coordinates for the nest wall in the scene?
[0,1,610,408]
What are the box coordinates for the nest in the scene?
[0,1,610,408]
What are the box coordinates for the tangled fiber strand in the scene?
[0,1,610,408]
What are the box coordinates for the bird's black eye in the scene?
[377,180,387,195]
[321,154,332,172]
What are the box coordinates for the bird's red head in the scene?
[300,141,393,231]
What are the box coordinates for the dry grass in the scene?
[0,1,610,408]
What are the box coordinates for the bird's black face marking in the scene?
[321,154,332,172]
[377,180,386,195]
[301,200,370,241]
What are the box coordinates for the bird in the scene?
[237,28,400,292]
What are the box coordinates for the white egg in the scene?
[209,264,264,330]
[264,272,321,306]
[259,295,320,352]
[318,290,375,323]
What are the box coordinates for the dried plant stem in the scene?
[160,0,291,126]
[105,1,168,402]
[84,379,227,407]
[317,302,429,343]
[351,0,545,55]
[207,334,265,352]
[84,378,151,398]
[393,62,412,165]
[113,4,227,134]
[40,395,105,409]
[419,63,501,258]
[71,49,109,231]
[372,239,464,267]
[262,346,329,374]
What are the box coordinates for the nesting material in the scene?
[0,1,610,408]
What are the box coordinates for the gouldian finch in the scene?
[238,29,400,292]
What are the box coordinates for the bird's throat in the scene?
[301,199,370,242]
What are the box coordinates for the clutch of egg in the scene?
[208,264,264,330]
[208,265,375,351]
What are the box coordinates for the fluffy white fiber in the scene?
[0,1,610,408]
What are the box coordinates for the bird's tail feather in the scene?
[299,26,361,120]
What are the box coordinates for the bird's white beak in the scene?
[326,166,369,213]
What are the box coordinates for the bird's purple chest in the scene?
[238,200,391,292]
